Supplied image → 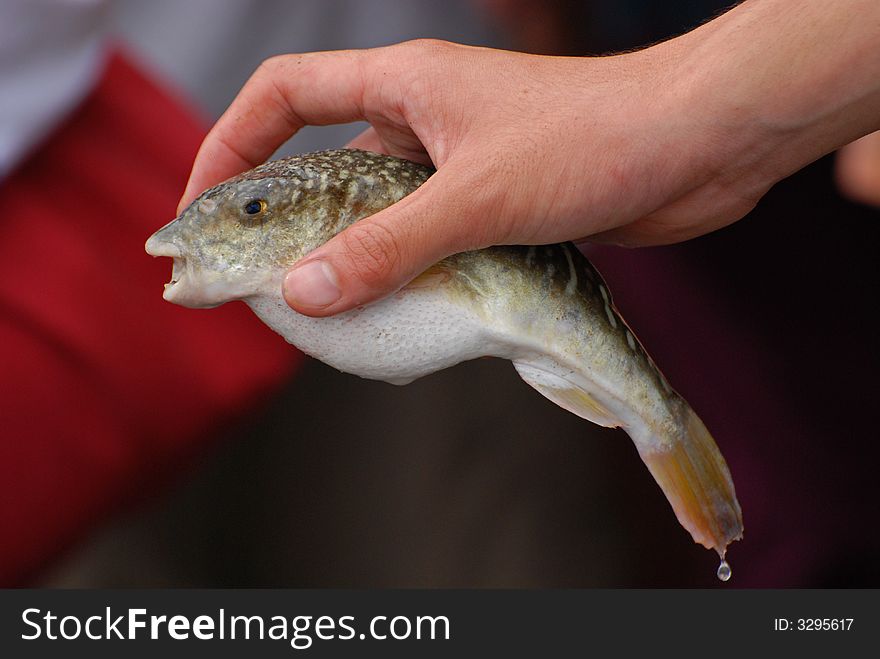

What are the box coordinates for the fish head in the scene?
[145,175,322,308]
[146,149,433,308]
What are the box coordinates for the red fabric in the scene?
[0,51,300,584]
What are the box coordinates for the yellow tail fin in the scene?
[639,408,743,556]
[514,359,743,556]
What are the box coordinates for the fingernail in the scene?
[284,260,341,308]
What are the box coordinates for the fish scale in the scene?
[146,148,743,572]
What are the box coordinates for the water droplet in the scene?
[716,559,732,582]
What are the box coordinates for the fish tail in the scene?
[512,358,742,555]
[638,407,743,556]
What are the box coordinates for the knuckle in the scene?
[256,55,286,77]
[339,222,403,286]
[251,57,293,97]
[402,38,454,58]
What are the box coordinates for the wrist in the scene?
[671,0,880,185]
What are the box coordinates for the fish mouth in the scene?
[157,253,203,307]
[145,234,190,303]
[145,230,253,309]
[145,234,230,309]
[165,256,187,293]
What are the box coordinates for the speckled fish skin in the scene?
[146,148,743,558]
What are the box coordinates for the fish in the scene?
[146,148,743,562]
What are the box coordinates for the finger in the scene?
[282,158,498,317]
[836,130,880,207]
[588,203,750,247]
[587,215,715,247]
[345,126,388,154]
[178,49,373,213]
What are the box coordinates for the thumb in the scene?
[282,160,496,316]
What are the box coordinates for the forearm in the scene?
[674,0,880,183]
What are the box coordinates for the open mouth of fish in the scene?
[167,256,186,289]
[146,235,234,309]
[144,234,186,296]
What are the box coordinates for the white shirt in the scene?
[0,0,109,178]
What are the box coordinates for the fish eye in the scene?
[244,199,267,215]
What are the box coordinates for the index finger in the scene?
[178,49,372,213]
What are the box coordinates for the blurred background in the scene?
[1,0,878,588]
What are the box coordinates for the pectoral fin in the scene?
[513,360,620,428]
[405,263,454,290]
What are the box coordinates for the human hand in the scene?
[178,40,754,315]
[178,1,880,317]
[836,131,880,208]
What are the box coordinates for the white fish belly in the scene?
[246,287,499,385]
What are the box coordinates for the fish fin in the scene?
[514,358,743,556]
[638,408,743,556]
[405,263,454,290]
[512,360,621,428]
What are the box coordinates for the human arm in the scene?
[178,0,880,317]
